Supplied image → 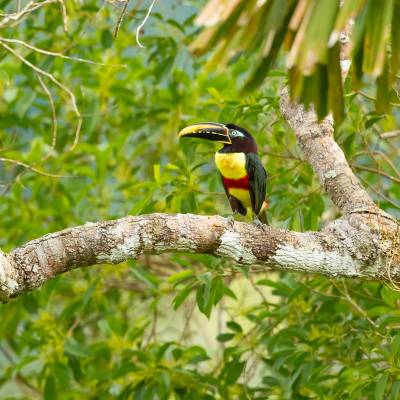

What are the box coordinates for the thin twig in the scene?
[0,0,57,28]
[354,90,400,107]
[114,0,130,38]
[37,75,57,149]
[66,318,81,336]
[0,37,125,67]
[179,300,196,343]
[354,165,400,185]
[0,42,82,150]
[136,0,157,48]
[380,130,400,140]
[249,275,268,303]
[0,157,70,178]
[145,300,158,345]
[351,150,400,179]
[0,1,34,26]
[331,281,381,331]
[58,0,68,32]
[358,175,400,209]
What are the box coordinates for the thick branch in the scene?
[280,88,379,215]
[0,213,398,302]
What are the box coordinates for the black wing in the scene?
[219,173,247,216]
[245,153,267,215]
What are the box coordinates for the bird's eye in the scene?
[230,130,243,137]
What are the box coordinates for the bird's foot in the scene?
[226,215,236,229]
[253,216,266,230]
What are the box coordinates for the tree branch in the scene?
[279,88,379,215]
[0,213,399,302]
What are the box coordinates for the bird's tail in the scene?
[258,201,269,225]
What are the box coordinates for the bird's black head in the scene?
[178,122,258,153]
[223,123,257,153]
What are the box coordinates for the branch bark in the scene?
[280,89,379,216]
[0,211,398,302]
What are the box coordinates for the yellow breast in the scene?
[214,152,247,179]
[229,188,252,207]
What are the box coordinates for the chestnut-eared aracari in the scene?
[178,122,268,224]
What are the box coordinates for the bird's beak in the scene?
[178,122,231,144]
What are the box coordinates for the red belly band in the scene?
[223,175,249,189]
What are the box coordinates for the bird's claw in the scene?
[253,217,266,230]
[226,215,235,229]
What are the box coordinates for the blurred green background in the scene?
[0,0,400,398]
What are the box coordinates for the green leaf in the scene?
[101,29,113,49]
[130,267,159,290]
[290,0,339,74]
[217,333,235,342]
[374,373,389,400]
[391,0,400,74]
[44,375,58,400]
[327,43,344,124]
[332,0,365,37]
[207,87,224,102]
[365,113,385,129]
[222,286,237,300]
[197,271,212,287]
[153,164,161,184]
[390,381,400,400]
[205,1,248,51]
[196,281,213,318]
[243,0,296,92]
[380,285,400,307]
[363,0,393,76]
[375,61,390,113]
[167,269,194,284]
[173,283,196,310]
[225,360,245,385]
[351,4,369,87]
[212,277,225,305]
[195,273,225,318]
[390,334,400,355]
[227,321,242,333]
[155,370,171,394]
[64,339,91,358]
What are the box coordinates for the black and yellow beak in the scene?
[178,122,231,144]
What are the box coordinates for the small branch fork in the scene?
[0,0,58,29]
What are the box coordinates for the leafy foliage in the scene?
[0,0,399,398]
[194,0,400,124]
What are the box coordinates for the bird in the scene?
[178,122,268,225]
